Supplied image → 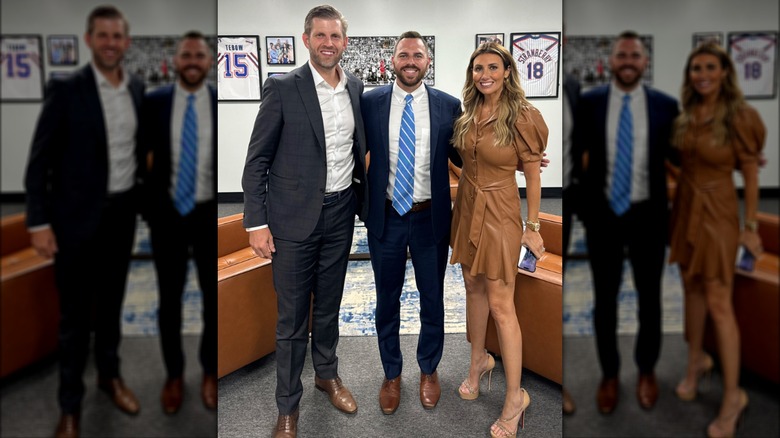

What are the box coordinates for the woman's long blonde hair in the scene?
[673,42,744,148]
[452,42,531,150]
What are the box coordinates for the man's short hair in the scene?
[86,5,129,35]
[394,31,429,55]
[304,5,348,37]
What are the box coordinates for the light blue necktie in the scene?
[610,94,632,216]
[393,94,415,215]
[174,93,197,216]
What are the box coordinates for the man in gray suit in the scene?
[241,5,368,438]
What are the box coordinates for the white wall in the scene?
[0,0,217,193]
[565,0,779,189]
[217,0,564,193]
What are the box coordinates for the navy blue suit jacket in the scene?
[360,84,461,243]
[572,84,679,224]
[138,83,217,217]
[25,64,144,247]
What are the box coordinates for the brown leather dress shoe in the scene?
[379,377,401,415]
[273,409,299,438]
[202,374,217,410]
[54,413,79,438]
[637,372,659,410]
[161,377,184,414]
[420,371,441,409]
[314,376,357,414]
[98,377,140,415]
[596,377,619,414]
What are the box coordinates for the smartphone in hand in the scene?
[518,245,537,273]
[737,245,755,272]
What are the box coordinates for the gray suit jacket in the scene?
[242,62,368,241]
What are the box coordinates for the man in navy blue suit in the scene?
[572,31,679,414]
[361,31,462,414]
[138,31,217,415]
[24,6,144,437]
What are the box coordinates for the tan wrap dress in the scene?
[668,104,766,285]
[450,106,548,284]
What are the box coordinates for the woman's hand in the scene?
[740,229,763,257]
[521,229,545,259]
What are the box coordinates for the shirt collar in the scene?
[308,61,347,90]
[90,61,129,90]
[175,81,208,100]
[392,80,426,103]
[610,81,643,100]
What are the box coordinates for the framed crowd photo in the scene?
[693,32,723,48]
[342,35,435,86]
[124,35,218,92]
[47,35,78,66]
[563,34,654,92]
[1,34,45,102]
[510,32,561,98]
[728,31,777,99]
[476,33,504,48]
[265,36,295,65]
[217,35,262,101]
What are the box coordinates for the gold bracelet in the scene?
[744,219,758,232]
[525,219,541,232]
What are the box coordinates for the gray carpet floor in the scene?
[218,333,562,438]
[0,335,216,438]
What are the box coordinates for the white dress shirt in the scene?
[606,82,649,203]
[309,62,355,193]
[387,82,431,202]
[91,62,137,194]
[170,82,213,203]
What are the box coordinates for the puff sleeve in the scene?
[514,106,549,163]
[733,104,766,170]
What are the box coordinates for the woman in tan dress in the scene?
[450,42,547,438]
[669,43,765,438]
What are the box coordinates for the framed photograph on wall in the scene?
[47,35,78,66]
[476,33,504,48]
[217,35,262,101]
[124,35,218,91]
[341,35,435,86]
[510,32,561,98]
[693,32,723,48]
[267,72,285,77]
[563,34,653,92]
[728,31,777,99]
[265,36,295,65]
[1,34,45,102]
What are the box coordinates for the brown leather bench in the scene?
[217,213,277,378]
[468,212,563,384]
[0,213,59,378]
[703,211,779,383]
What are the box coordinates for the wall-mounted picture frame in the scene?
[124,35,218,92]
[49,70,72,81]
[1,34,45,102]
[47,34,78,66]
[267,72,285,77]
[693,32,723,48]
[563,34,654,92]
[728,31,777,99]
[265,36,295,65]
[510,32,561,98]
[341,35,435,86]
[476,33,504,48]
[217,35,262,101]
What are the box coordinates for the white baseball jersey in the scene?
[511,33,560,97]
[729,33,777,97]
[217,37,261,100]
[1,36,43,100]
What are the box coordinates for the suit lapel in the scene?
[427,85,441,165]
[80,66,108,154]
[377,87,392,163]
[296,63,327,152]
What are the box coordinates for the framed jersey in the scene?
[510,32,561,98]
[217,35,261,101]
[728,31,777,99]
[1,34,44,102]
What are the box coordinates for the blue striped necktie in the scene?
[610,94,632,216]
[174,93,197,216]
[393,94,415,215]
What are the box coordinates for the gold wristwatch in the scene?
[525,219,541,232]
[744,219,758,232]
